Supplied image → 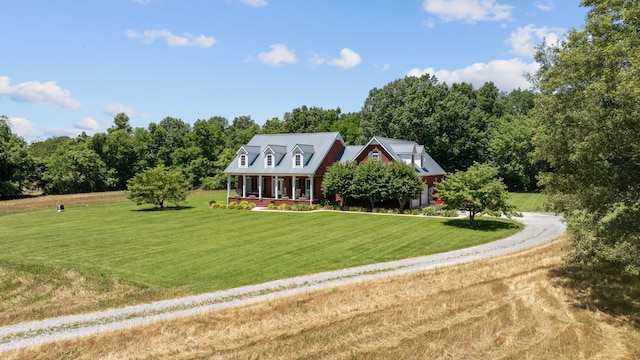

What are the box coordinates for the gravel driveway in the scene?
[0,212,565,352]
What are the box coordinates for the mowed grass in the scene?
[0,192,521,296]
[509,192,548,212]
[10,239,640,359]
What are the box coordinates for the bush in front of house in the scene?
[291,204,310,211]
[278,203,292,211]
[422,205,458,217]
[210,201,255,210]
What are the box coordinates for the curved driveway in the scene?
[0,212,565,352]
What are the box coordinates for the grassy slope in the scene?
[509,192,548,212]
[8,239,640,359]
[0,191,521,325]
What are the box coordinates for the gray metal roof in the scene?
[338,146,363,163]
[224,132,344,175]
[353,136,446,176]
[225,133,445,177]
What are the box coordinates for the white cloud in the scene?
[7,117,38,140]
[45,127,86,138]
[239,0,267,7]
[327,48,362,69]
[103,102,150,118]
[132,0,153,4]
[507,24,565,57]
[307,52,326,67]
[45,117,101,139]
[74,117,100,132]
[375,63,391,72]
[407,58,539,91]
[125,29,216,48]
[535,1,554,11]
[422,0,513,23]
[0,76,81,110]
[257,44,297,66]
[423,18,436,28]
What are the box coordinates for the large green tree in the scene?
[186,116,228,162]
[329,112,361,145]
[225,115,260,150]
[387,161,425,213]
[321,161,356,209]
[0,116,33,197]
[487,114,544,191]
[360,75,498,171]
[436,162,519,227]
[42,144,115,194]
[531,0,640,277]
[351,160,391,211]
[126,165,190,209]
[88,113,139,189]
[148,117,191,166]
[282,106,341,134]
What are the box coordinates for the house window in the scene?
[371,151,380,161]
[294,153,302,168]
[239,154,247,168]
[266,154,274,168]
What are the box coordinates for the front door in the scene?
[273,178,285,197]
[278,178,285,197]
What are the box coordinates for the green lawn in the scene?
[509,192,548,212]
[0,192,522,294]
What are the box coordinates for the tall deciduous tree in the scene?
[226,115,260,150]
[360,75,496,172]
[126,165,190,209]
[487,114,544,191]
[531,0,640,278]
[148,117,191,166]
[261,117,285,134]
[436,162,519,227]
[329,112,361,145]
[186,116,228,162]
[0,116,33,197]
[387,161,425,213]
[283,106,341,134]
[89,113,139,189]
[42,144,115,194]
[351,160,391,211]
[321,161,356,209]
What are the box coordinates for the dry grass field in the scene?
[0,191,129,216]
[5,238,640,359]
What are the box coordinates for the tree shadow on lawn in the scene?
[131,206,195,212]
[442,217,521,231]
[549,265,640,328]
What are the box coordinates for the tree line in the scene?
[1,81,542,198]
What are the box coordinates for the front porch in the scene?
[226,174,321,206]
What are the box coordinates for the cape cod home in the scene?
[224,132,445,208]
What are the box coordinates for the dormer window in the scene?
[293,153,302,168]
[239,154,248,168]
[265,154,274,168]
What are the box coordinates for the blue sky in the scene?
[2,0,588,142]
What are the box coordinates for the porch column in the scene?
[309,175,314,205]
[258,175,263,200]
[242,175,247,198]
[226,174,231,204]
[275,175,279,199]
[292,176,297,201]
